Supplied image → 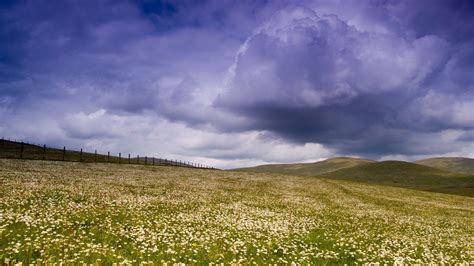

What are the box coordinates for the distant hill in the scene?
[321,161,474,197]
[416,157,474,175]
[235,157,474,197]
[235,157,375,176]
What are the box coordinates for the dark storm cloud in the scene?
[215,2,474,157]
[0,0,249,130]
[1,0,148,105]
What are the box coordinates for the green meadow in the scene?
[1,159,473,264]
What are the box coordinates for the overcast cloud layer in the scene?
[1,0,474,168]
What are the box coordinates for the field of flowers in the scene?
[0,159,473,264]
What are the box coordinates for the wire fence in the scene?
[0,137,216,169]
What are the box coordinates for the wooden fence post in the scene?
[19,142,24,159]
[94,150,97,162]
[152,157,155,165]
[137,155,139,164]
[80,148,83,162]
[128,154,130,164]
[42,144,46,160]
[107,152,110,163]
[119,153,121,164]
[62,147,66,161]
[145,156,147,165]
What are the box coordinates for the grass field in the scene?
[1,159,473,264]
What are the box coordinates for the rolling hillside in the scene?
[321,161,474,197]
[235,157,375,176]
[416,157,474,175]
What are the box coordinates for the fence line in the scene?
[0,137,216,170]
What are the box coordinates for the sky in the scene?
[1,0,474,169]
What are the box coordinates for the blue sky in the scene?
[1,0,474,168]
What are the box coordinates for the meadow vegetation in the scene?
[1,159,473,264]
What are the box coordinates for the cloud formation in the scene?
[216,3,474,157]
[1,0,474,167]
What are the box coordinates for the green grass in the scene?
[0,159,473,264]
[321,161,474,197]
[235,157,375,176]
[416,157,474,175]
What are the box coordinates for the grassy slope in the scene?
[416,157,474,175]
[235,157,375,176]
[321,161,474,197]
[0,159,472,264]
